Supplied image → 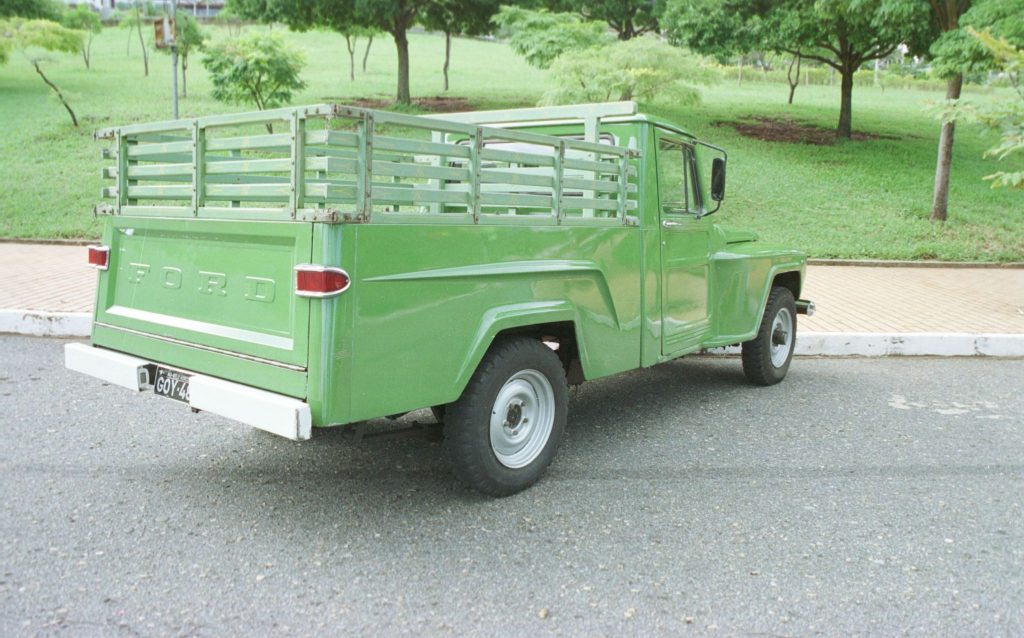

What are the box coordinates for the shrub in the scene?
[202,32,306,113]
[540,36,717,106]
[493,6,609,69]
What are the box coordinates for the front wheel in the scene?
[444,337,568,496]
[742,286,797,386]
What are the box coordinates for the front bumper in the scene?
[64,343,311,441]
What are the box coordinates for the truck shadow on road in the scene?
[175,357,772,500]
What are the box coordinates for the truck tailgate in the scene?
[93,217,312,370]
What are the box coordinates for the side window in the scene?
[657,137,700,215]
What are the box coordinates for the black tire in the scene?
[742,286,797,386]
[444,337,568,496]
[430,405,446,425]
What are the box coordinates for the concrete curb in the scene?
[806,258,1024,269]
[0,310,92,338]
[2,310,1022,357]
[708,332,1024,357]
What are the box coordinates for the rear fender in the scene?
[451,301,580,400]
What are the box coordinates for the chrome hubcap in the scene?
[770,307,794,367]
[489,369,555,469]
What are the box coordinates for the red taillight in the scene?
[88,245,110,270]
[295,265,350,298]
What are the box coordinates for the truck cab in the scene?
[66,101,812,495]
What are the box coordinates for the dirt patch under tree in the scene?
[713,116,899,145]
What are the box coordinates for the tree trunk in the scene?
[82,33,92,69]
[737,58,743,86]
[786,53,801,105]
[393,28,411,104]
[837,67,854,139]
[182,55,188,98]
[32,61,78,127]
[345,34,355,82]
[136,13,149,76]
[443,31,451,92]
[930,74,964,222]
[362,36,373,72]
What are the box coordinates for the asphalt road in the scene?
[1,335,1022,637]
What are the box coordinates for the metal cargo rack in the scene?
[94,102,641,226]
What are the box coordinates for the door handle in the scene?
[662,220,683,228]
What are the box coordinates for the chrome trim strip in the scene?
[105,305,294,350]
[93,321,308,371]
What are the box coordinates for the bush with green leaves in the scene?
[540,36,718,106]
[936,29,1023,191]
[202,33,307,127]
[492,6,609,69]
[0,0,63,21]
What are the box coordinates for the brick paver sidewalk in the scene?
[2,243,1022,334]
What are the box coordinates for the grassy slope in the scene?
[0,26,1020,260]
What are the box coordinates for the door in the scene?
[656,130,711,356]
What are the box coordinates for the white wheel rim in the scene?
[770,307,794,368]
[489,369,555,469]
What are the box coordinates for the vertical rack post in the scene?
[469,127,482,222]
[617,151,628,223]
[115,130,128,214]
[553,140,565,224]
[356,112,374,222]
[289,111,305,217]
[192,121,205,216]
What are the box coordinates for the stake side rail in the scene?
[95,103,639,225]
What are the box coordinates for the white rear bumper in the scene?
[64,343,312,441]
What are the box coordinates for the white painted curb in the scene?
[0,309,92,337]
[708,332,1024,357]
[2,310,1023,357]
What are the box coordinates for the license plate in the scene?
[153,366,190,403]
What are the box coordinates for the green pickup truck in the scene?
[65,101,813,495]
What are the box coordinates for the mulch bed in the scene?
[712,116,899,145]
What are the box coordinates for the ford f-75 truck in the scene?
[65,101,813,495]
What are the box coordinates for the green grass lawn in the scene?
[1,25,1021,261]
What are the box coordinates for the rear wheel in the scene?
[742,286,797,386]
[444,337,568,496]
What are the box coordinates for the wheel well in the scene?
[494,321,584,385]
[772,271,801,299]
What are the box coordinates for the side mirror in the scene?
[711,157,726,202]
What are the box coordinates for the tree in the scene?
[540,35,717,105]
[421,0,499,91]
[926,0,1024,220]
[566,0,660,40]
[337,0,431,103]
[61,4,101,69]
[662,0,764,85]
[157,11,205,97]
[249,0,367,83]
[202,32,306,131]
[0,18,84,126]
[664,0,931,138]
[215,3,246,38]
[493,6,610,69]
[238,0,423,103]
[119,0,153,76]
